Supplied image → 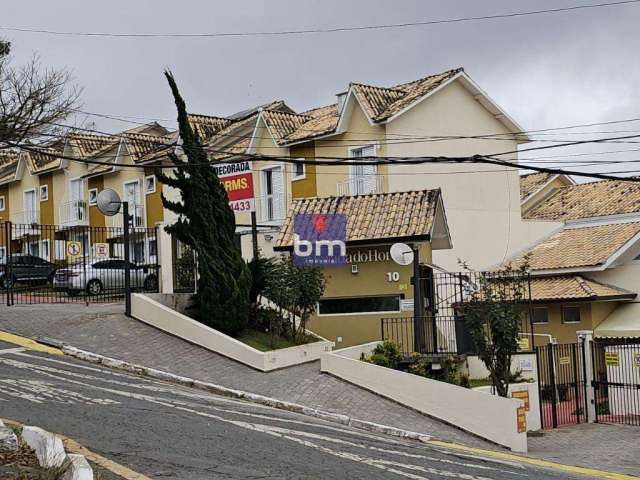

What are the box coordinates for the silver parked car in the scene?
[53,258,158,296]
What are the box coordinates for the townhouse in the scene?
[193,67,553,271]
[501,176,640,344]
[0,124,173,264]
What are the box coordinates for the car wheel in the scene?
[86,279,103,296]
[0,275,15,289]
[143,275,158,291]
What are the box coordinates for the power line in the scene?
[2,1,638,38]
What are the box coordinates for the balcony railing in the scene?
[107,204,145,229]
[336,176,383,196]
[10,209,40,226]
[59,200,88,226]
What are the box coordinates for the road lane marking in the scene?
[0,418,152,480]
[0,347,26,355]
[0,331,62,355]
[5,354,629,479]
[1,357,509,479]
[428,440,638,480]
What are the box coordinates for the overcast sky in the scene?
[3,0,640,178]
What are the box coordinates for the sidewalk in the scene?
[1,303,639,476]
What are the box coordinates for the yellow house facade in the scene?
[503,179,640,344]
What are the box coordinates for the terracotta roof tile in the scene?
[68,133,119,157]
[505,222,640,271]
[520,172,555,201]
[524,179,640,220]
[187,114,232,142]
[276,189,441,248]
[529,275,635,302]
[0,150,20,184]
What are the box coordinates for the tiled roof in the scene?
[276,189,442,248]
[282,104,339,143]
[68,133,118,157]
[0,150,20,183]
[524,179,640,221]
[529,275,635,302]
[25,143,64,174]
[123,132,174,163]
[504,222,640,271]
[187,114,232,142]
[520,172,555,201]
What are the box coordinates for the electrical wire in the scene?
[2,0,638,38]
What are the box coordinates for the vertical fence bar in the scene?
[571,343,581,424]
[548,342,558,428]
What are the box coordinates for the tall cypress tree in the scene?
[157,71,251,335]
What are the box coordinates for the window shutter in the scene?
[350,145,377,194]
[272,167,285,220]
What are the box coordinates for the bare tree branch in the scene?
[0,48,82,145]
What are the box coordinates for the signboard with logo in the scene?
[293,213,346,267]
[212,160,254,213]
[634,353,640,368]
[93,242,109,259]
[66,241,82,260]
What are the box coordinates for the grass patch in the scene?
[468,378,493,388]
[237,328,317,352]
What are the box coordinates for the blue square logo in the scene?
[293,213,347,267]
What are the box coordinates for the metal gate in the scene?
[536,342,589,429]
[592,338,640,426]
[381,269,533,356]
[0,221,160,305]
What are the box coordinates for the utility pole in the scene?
[251,210,259,260]
[123,202,132,317]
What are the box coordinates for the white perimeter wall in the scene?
[131,294,333,371]
[321,342,527,452]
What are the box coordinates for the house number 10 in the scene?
[386,272,400,282]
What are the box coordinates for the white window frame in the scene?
[40,239,50,261]
[259,165,284,223]
[23,188,37,223]
[561,305,582,324]
[347,144,378,195]
[144,175,156,194]
[39,184,49,202]
[88,188,98,206]
[123,179,142,206]
[292,159,305,181]
[531,306,550,324]
[0,195,5,212]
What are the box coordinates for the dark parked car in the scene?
[0,254,57,289]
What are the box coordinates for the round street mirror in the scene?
[96,188,122,216]
[390,242,414,266]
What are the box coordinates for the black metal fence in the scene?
[592,338,640,426]
[536,342,588,429]
[0,221,160,305]
[381,270,533,356]
[172,235,196,293]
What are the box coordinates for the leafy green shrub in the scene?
[361,340,402,369]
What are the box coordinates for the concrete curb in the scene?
[62,345,431,444]
[10,423,94,479]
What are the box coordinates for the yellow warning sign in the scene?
[517,338,530,351]
[517,406,527,433]
[634,353,640,368]
[559,356,571,366]
[512,390,530,411]
[605,352,619,367]
[66,241,82,260]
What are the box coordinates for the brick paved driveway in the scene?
[1,303,639,476]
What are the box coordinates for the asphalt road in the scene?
[0,341,595,480]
